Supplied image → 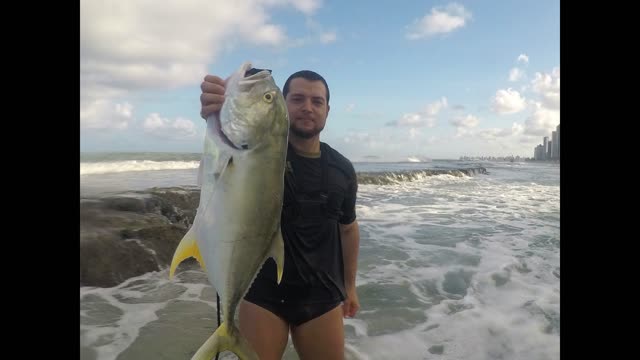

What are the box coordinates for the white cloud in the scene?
[249,24,288,46]
[335,128,437,161]
[517,54,529,64]
[454,127,472,138]
[273,0,322,14]
[81,0,316,92]
[387,113,436,127]
[425,97,448,116]
[386,97,447,127]
[80,0,322,128]
[80,100,134,130]
[340,130,399,153]
[492,88,527,114]
[304,17,338,46]
[524,102,559,136]
[476,123,523,141]
[143,113,198,139]
[406,3,472,39]
[320,31,337,44]
[346,103,356,112]
[450,114,479,128]
[511,122,525,136]
[342,131,372,144]
[450,114,479,139]
[475,128,503,140]
[509,67,523,82]
[531,67,560,110]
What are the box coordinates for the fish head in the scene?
[219,62,289,150]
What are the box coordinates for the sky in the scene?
[80,0,559,161]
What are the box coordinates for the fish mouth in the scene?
[238,72,271,90]
[243,64,272,81]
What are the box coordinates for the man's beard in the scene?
[290,123,324,139]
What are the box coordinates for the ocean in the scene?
[80,152,560,360]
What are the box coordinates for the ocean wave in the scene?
[80,160,200,175]
[356,168,487,185]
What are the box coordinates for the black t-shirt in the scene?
[252,141,358,303]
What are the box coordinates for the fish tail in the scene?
[169,227,206,279]
[191,322,259,360]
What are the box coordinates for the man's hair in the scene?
[282,70,330,103]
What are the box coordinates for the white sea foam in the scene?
[80,270,216,360]
[80,160,200,175]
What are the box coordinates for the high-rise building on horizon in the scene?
[551,130,558,159]
[555,124,560,160]
[532,123,560,161]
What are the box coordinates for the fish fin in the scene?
[169,227,206,279]
[209,152,231,185]
[270,227,285,284]
[191,322,258,360]
[218,154,233,173]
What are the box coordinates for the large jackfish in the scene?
[170,62,289,360]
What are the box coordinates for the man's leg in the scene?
[239,300,290,360]
[290,304,345,360]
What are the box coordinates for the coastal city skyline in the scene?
[460,122,559,162]
[533,123,560,161]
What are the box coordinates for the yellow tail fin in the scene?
[169,227,206,279]
[191,322,259,360]
[270,228,285,284]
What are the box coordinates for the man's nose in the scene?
[301,99,313,112]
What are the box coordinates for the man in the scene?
[200,68,361,360]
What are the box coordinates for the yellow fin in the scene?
[270,227,285,284]
[169,227,206,279]
[191,322,258,360]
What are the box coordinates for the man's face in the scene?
[285,78,330,139]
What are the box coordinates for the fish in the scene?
[169,61,289,360]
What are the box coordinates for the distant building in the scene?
[543,137,549,160]
[551,130,558,159]
[534,144,545,160]
[555,124,560,160]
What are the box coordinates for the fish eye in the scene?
[263,92,274,103]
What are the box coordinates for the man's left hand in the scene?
[343,287,360,318]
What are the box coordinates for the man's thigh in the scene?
[291,304,345,360]
[239,300,290,360]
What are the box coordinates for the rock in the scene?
[428,345,444,355]
[80,187,201,288]
[80,232,159,287]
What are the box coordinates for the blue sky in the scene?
[80,0,559,161]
